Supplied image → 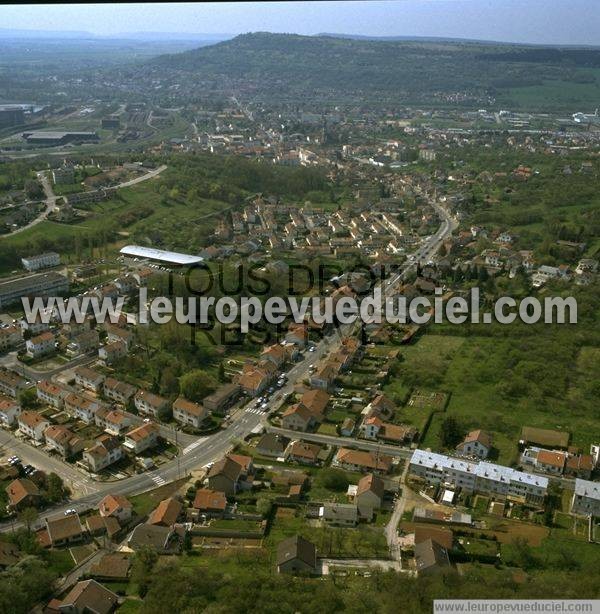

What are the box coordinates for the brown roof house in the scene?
[354,473,385,515]
[45,513,85,547]
[123,423,159,454]
[5,478,41,511]
[414,538,451,575]
[206,457,243,496]
[147,497,183,527]
[456,430,492,459]
[172,397,209,429]
[285,440,323,466]
[192,489,227,519]
[57,579,119,614]
[98,494,132,524]
[276,535,317,575]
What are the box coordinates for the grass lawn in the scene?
[117,599,143,613]
[129,478,188,517]
[46,548,76,576]
[265,507,389,559]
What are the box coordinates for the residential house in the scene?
[85,514,121,541]
[354,473,384,515]
[564,454,594,480]
[95,408,131,436]
[534,449,566,475]
[203,383,241,414]
[276,535,317,574]
[134,389,171,419]
[285,440,323,466]
[5,478,41,510]
[260,344,289,368]
[0,396,20,427]
[456,430,492,459]
[44,425,85,458]
[89,553,132,582]
[299,389,330,419]
[309,363,339,391]
[37,380,66,408]
[570,478,600,517]
[98,340,128,365]
[285,324,309,348]
[127,524,184,555]
[45,513,85,547]
[66,330,100,356]
[148,497,183,527]
[26,331,55,358]
[172,397,208,429]
[0,326,21,352]
[320,502,359,527]
[19,317,49,336]
[64,392,103,424]
[206,456,244,496]
[105,324,134,348]
[74,366,105,392]
[56,579,119,614]
[192,489,227,519]
[238,364,274,397]
[414,538,451,575]
[123,423,160,454]
[0,370,27,398]
[256,433,289,458]
[364,394,396,420]
[102,378,137,405]
[281,403,316,432]
[98,494,133,524]
[18,411,50,441]
[83,435,123,472]
[335,448,393,474]
[340,417,355,437]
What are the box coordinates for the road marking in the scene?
[182,438,206,455]
[245,407,263,415]
[151,474,166,486]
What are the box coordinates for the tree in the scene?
[218,362,226,383]
[18,507,38,532]
[315,468,350,492]
[131,545,158,598]
[256,498,272,517]
[179,369,218,403]
[18,388,38,409]
[45,473,68,503]
[439,416,464,449]
[24,179,43,200]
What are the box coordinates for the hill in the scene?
[150,32,600,109]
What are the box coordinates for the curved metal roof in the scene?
[119,245,203,265]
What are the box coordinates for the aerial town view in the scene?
[0,1,598,612]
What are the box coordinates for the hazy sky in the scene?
[1,1,599,45]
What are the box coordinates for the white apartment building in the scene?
[409,450,548,505]
[571,479,600,517]
[21,252,61,272]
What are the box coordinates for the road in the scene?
[0,172,58,238]
[0,165,167,239]
[0,199,457,532]
[267,425,413,459]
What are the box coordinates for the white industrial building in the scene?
[119,245,203,267]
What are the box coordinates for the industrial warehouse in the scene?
[119,245,204,268]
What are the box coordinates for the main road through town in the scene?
[0,200,458,532]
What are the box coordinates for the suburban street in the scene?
[0,164,167,239]
[0,199,457,533]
